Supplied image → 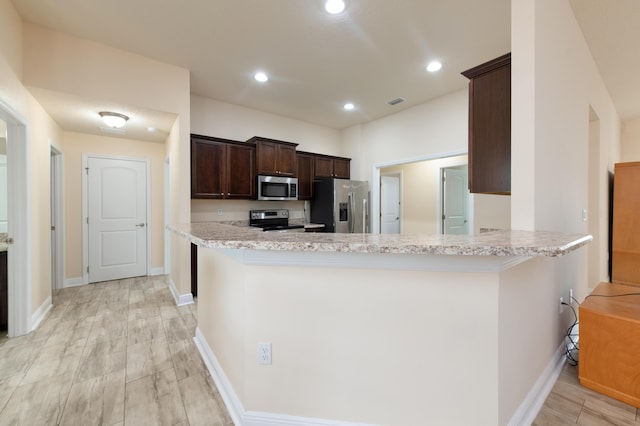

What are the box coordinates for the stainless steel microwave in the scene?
[257,175,298,201]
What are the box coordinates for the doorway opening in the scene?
[373,150,468,235]
[588,107,604,289]
[50,146,64,291]
[0,98,31,337]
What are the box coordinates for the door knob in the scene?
[136,223,146,228]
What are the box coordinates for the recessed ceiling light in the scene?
[254,72,269,82]
[343,103,355,111]
[426,61,442,73]
[325,0,345,14]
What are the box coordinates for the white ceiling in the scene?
[569,0,640,121]
[9,0,640,143]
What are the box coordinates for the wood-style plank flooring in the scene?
[0,276,232,426]
[2,275,639,425]
[535,362,640,425]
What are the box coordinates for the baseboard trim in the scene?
[194,328,377,426]
[167,276,194,306]
[63,277,85,288]
[243,411,376,426]
[507,342,567,426]
[30,295,52,331]
[149,267,165,276]
[193,328,245,426]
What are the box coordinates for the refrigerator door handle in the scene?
[363,197,368,233]
[348,192,354,233]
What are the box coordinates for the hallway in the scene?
[0,276,232,425]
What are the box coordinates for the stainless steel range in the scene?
[249,209,305,233]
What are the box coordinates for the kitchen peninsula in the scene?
[170,222,591,426]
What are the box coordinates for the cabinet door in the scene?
[314,156,334,178]
[462,53,511,195]
[227,143,256,199]
[333,158,351,179]
[277,144,297,176]
[191,138,226,199]
[297,153,315,200]
[256,140,278,175]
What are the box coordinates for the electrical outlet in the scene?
[559,296,564,314]
[257,342,272,365]
[217,208,223,216]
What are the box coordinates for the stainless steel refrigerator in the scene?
[311,179,369,233]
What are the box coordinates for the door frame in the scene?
[164,157,171,276]
[438,165,473,235]
[0,97,31,337]
[379,172,402,234]
[82,153,151,284]
[50,145,65,290]
[372,149,467,235]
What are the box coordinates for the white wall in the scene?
[621,117,640,161]
[0,0,64,319]
[343,89,468,184]
[191,96,341,154]
[505,0,621,422]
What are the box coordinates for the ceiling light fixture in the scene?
[325,0,345,14]
[426,61,442,73]
[343,103,355,111]
[254,72,269,82]
[99,111,129,128]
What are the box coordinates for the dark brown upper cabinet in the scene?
[461,53,511,195]
[249,136,298,177]
[314,155,351,179]
[191,135,255,199]
[296,152,315,200]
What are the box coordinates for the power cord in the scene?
[561,299,579,366]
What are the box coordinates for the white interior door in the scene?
[442,167,469,234]
[380,175,400,234]
[88,157,148,283]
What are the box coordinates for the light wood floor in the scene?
[2,276,638,425]
[0,276,232,425]
[535,362,640,425]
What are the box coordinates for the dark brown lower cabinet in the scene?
[0,251,7,331]
[191,243,197,298]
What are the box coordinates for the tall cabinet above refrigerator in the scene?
[311,178,369,233]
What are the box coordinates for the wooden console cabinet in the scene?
[579,281,640,407]
[612,162,640,285]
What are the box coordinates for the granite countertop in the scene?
[170,222,592,257]
[0,233,7,252]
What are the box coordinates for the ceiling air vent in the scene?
[387,97,406,106]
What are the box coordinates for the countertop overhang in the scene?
[169,222,592,258]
